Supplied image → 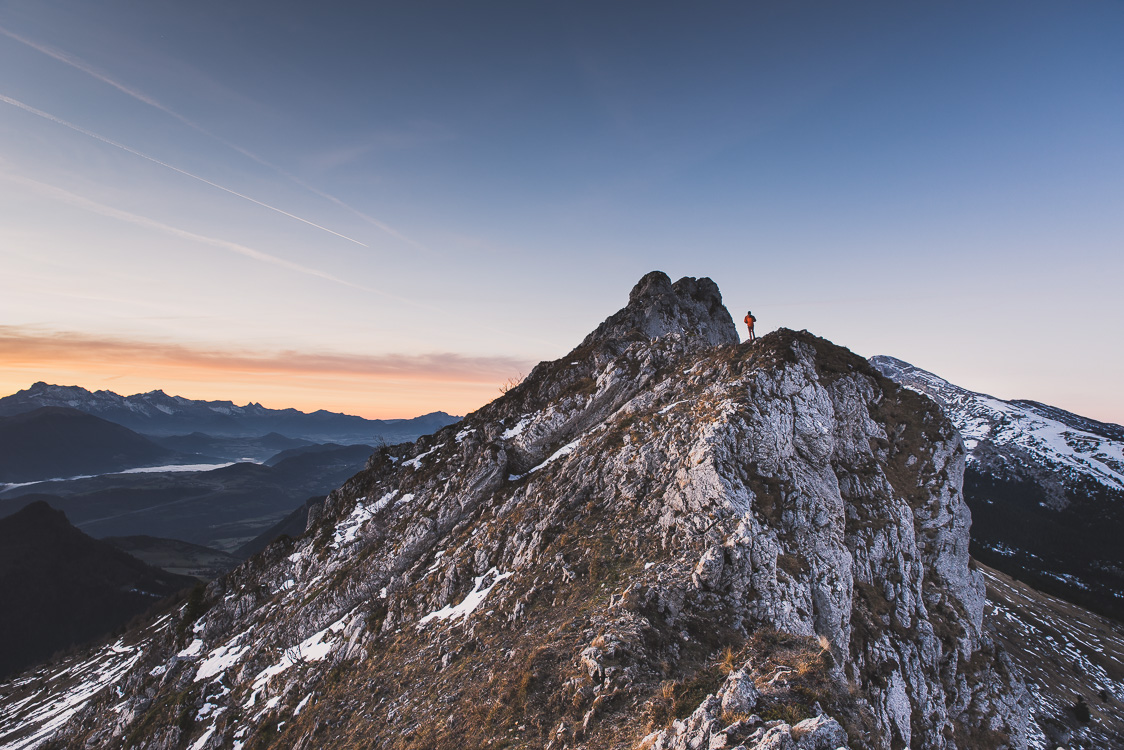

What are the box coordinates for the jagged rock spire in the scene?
[577,271,739,350]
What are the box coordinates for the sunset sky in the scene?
[2,1,1122,421]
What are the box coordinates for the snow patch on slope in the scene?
[244,609,359,709]
[502,415,535,440]
[417,568,513,628]
[0,638,143,750]
[508,438,582,481]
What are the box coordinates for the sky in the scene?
[1,1,1122,421]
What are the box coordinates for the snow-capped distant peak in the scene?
[870,355,1124,492]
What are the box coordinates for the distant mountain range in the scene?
[871,355,1124,620]
[0,382,461,443]
[0,382,457,553]
[147,431,312,462]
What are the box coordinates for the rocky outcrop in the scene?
[577,271,739,349]
[7,272,1027,750]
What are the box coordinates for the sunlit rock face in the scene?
[4,272,1027,750]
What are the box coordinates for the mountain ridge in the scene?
[0,382,460,442]
[0,273,1028,749]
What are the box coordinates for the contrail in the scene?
[282,173,429,253]
[0,25,177,121]
[0,93,368,247]
[0,171,365,290]
[1,171,446,310]
[0,24,426,252]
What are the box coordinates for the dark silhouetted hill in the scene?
[0,407,174,483]
[233,496,326,559]
[149,432,312,462]
[103,536,242,580]
[264,442,374,469]
[0,501,194,679]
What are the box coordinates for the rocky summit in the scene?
[0,272,1028,750]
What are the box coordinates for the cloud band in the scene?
[0,327,532,385]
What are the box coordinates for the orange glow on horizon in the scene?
[0,327,534,419]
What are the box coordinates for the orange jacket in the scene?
[744,314,756,326]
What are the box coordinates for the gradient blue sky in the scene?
[1,1,1122,420]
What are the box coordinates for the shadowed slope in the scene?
[0,407,173,483]
[0,501,193,679]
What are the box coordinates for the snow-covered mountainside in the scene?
[1,274,1028,750]
[0,384,459,443]
[870,356,1124,620]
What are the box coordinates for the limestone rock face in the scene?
[11,273,1026,750]
[578,270,739,350]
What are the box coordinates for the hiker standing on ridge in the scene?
[744,311,756,342]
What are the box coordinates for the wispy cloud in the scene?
[0,25,180,122]
[0,93,367,247]
[0,24,427,252]
[0,171,365,290]
[0,327,532,383]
